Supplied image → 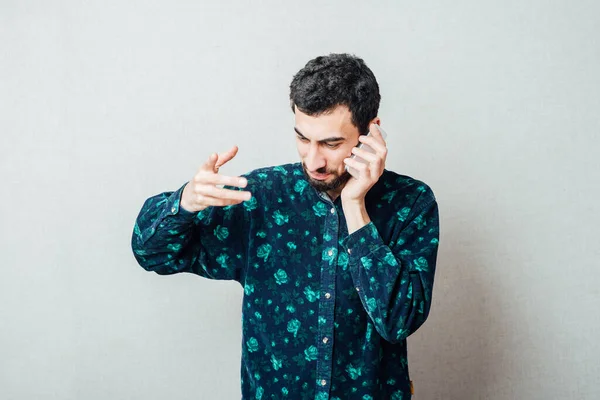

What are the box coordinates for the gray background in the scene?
[1,1,599,399]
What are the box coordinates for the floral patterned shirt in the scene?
[131,162,439,400]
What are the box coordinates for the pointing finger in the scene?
[215,145,239,169]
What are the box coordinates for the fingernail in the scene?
[240,178,247,186]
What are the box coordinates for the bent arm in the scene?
[131,184,248,281]
[341,194,439,343]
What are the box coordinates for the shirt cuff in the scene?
[159,183,198,222]
[340,222,386,263]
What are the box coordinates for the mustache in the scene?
[304,164,336,175]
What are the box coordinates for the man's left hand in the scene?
[341,123,388,204]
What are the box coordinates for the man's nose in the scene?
[305,144,326,171]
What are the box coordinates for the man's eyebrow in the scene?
[294,127,346,143]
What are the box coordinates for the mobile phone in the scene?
[345,125,388,178]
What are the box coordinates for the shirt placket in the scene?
[315,193,339,400]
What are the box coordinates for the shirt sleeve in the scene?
[340,191,440,343]
[131,183,249,282]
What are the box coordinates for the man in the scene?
[132,53,439,400]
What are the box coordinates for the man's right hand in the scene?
[180,146,252,212]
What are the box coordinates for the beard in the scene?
[301,163,352,192]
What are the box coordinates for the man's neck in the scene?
[326,187,343,202]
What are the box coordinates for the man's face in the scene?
[294,105,361,193]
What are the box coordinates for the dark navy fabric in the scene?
[132,162,439,400]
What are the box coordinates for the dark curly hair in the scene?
[289,53,381,135]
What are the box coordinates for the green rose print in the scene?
[213,225,229,241]
[397,207,411,222]
[304,345,318,361]
[131,163,439,400]
[413,214,427,229]
[322,247,337,265]
[273,210,289,226]
[383,252,398,266]
[414,256,428,271]
[216,253,229,268]
[360,256,373,269]
[391,391,404,400]
[303,286,319,302]
[244,196,258,211]
[312,201,328,217]
[366,297,377,313]
[396,327,409,339]
[346,363,363,380]
[257,244,272,261]
[273,166,288,175]
[294,180,308,194]
[247,337,259,353]
[274,269,289,285]
[382,190,397,204]
[271,354,283,371]
[166,243,181,252]
[244,283,255,296]
[287,319,301,337]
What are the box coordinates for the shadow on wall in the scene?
[408,215,519,400]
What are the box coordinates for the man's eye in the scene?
[325,143,341,149]
[297,136,309,142]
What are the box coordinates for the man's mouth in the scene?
[308,171,331,181]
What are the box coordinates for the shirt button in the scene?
[324,292,331,299]
[171,207,177,214]
[356,287,360,292]
[330,208,335,214]
[327,249,333,256]
[347,248,352,254]
[320,379,327,386]
[322,337,329,344]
